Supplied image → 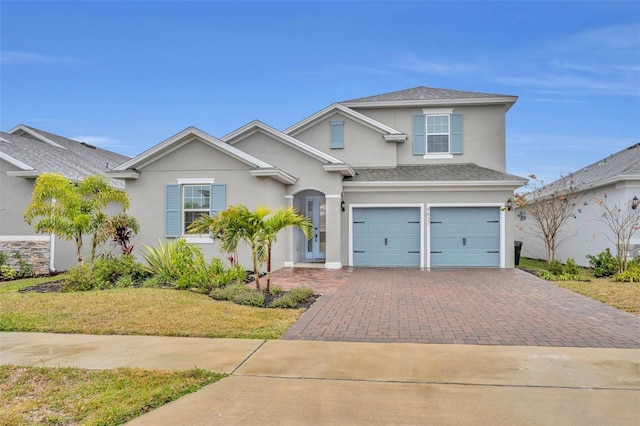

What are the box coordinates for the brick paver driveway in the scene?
[274,268,640,348]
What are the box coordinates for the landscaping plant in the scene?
[587,248,620,277]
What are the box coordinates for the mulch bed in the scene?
[16,279,319,309]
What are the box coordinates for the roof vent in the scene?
[80,142,97,149]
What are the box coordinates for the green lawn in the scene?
[0,365,224,426]
[0,275,302,339]
[518,258,640,316]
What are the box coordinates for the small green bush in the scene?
[564,258,580,275]
[586,248,619,277]
[270,286,314,308]
[92,255,147,285]
[613,262,640,282]
[210,284,252,301]
[233,291,265,307]
[63,264,104,292]
[114,274,135,288]
[548,259,564,275]
[0,264,17,280]
[0,251,7,265]
[269,285,284,296]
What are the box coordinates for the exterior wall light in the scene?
[632,196,639,210]
[519,210,527,221]
[341,201,346,212]
[505,199,513,211]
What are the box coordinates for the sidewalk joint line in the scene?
[230,340,267,375]
[231,373,640,392]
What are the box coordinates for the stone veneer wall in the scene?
[0,238,51,276]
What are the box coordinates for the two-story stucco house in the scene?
[109,87,527,270]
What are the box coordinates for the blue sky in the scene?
[1,1,639,184]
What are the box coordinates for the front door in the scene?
[305,196,326,261]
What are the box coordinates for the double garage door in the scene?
[352,207,500,267]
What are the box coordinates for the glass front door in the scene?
[305,196,326,260]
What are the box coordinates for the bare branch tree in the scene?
[516,175,583,265]
[593,193,640,272]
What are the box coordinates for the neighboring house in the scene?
[109,86,527,270]
[0,125,130,273]
[515,143,640,266]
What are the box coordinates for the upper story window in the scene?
[413,109,463,157]
[426,115,450,153]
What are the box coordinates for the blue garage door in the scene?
[353,208,421,267]
[430,207,500,267]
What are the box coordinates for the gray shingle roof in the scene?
[342,86,517,104]
[345,164,527,183]
[1,125,130,188]
[541,142,640,193]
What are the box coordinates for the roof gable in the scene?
[222,120,346,165]
[341,86,518,110]
[113,126,274,172]
[284,103,405,139]
[1,126,129,188]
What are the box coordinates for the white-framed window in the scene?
[182,185,210,233]
[165,181,226,240]
[426,114,450,153]
[413,110,463,157]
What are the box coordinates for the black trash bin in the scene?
[514,241,523,266]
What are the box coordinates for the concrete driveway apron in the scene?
[282,268,640,348]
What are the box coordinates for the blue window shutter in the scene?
[330,121,344,149]
[165,184,180,238]
[450,113,463,154]
[209,184,226,217]
[412,115,426,155]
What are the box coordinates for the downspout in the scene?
[49,232,56,272]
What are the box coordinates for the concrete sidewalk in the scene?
[2,332,639,425]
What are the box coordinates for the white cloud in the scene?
[0,50,85,65]
[72,135,123,149]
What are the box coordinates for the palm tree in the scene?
[188,204,311,293]
[24,173,130,264]
[188,204,270,291]
[259,206,312,293]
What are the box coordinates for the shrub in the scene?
[0,251,6,265]
[548,259,564,275]
[613,261,640,282]
[63,264,105,292]
[92,255,147,285]
[270,286,314,309]
[213,264,247,288]
[210,284,252,301]
[114,274,135,288]
[564,258,580,275]
[269,285,284,296]
[0,264,17,280]
[586,248,619,277]
[233,290,265,307]
[12,252,36,278]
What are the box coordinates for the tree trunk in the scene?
[252,247,260,291]
[76,234,83,264]
[265,244,272,294]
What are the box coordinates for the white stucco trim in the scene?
[348,203,425,268]
[423,153,454,160]
[325,194,342,199]
[222,120,346,165]
[0,152,35,170]
[341,96,518,111]
[0,235,50,241]
[177,178,216,184]
[426,203,506,268]
[284,103,404,137]
[8,125,66,149]
[113,126,274,171]
[422,108,454,115]
[184,235,214,244]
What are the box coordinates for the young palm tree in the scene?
[259,206,312,293]
[188,204,270,291]
[189,204,311,293]
[24,173,130,264]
